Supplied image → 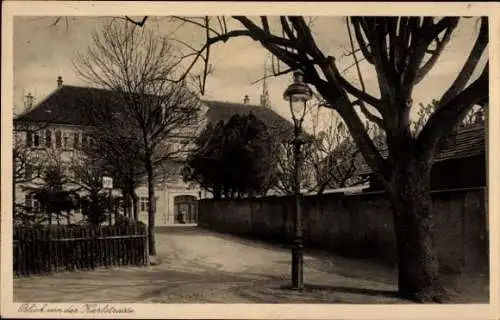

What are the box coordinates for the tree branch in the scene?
[417,62,488,156]
[352,100,384,128]
[414,26,454,84]
[438,17,488,108]
[350,17,374,64]
[336,73,382,109]
[251,67,293,84]
[124,16,148,27]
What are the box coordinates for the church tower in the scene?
[260,58,271,108]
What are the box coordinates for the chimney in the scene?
[243,95,250,104]
[24,92,34,110]
[57,76,63,88]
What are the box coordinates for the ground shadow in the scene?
[300,284,399,299]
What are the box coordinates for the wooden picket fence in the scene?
[13,224,148,277]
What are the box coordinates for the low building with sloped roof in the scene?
[356,122,487,192]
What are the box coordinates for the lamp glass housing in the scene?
[283,70,312,122]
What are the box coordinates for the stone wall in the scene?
[198,188,488,274]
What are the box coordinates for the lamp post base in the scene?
[291,239,304,290]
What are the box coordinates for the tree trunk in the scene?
[145,160,156,256]
[388,158,447,303]
[132,191,139,221]
[121,191,129,218]
[316,182,328,195]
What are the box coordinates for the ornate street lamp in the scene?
[283,69,312,290]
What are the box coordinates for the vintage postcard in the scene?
[1,1,499,319]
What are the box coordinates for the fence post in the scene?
[144,224,149,266]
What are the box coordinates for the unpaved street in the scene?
[14,227,487,303]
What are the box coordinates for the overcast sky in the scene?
[13,16,487,130]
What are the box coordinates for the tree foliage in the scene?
[183,113,275,199]
[23,156,77,225]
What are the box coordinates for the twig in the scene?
[124,16,149,27]
[346,17,366,92]
[250,68,293,84]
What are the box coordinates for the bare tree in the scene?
[306,107,367,194]
[75,125,145,221]
[13,98,58,224]
[273,106,381,196]
[118,15,488,302]
[72,21,202,256]
[272,138,314,195]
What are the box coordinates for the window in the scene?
[82,134,91,149]
[34,198,41,212]
[45,130,52,148]
[55,131,62,149]
[140,197,149,212]
[73,132,80,149]
[33,132,40,147]
[81,134,87,148]
[62,132,70,149]
[66,167,74,180]
[24,164,33,180]
[24,194,31,210]
[73,194,81,214]
[26,131,32,147]
[24,193,40,213]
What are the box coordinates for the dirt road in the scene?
[14,227,486,303]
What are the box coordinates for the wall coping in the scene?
[198,187,485,204]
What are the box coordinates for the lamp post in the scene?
[283,69,312,290]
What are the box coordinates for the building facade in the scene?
[14,77,293,226]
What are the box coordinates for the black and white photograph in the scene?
[1,2,498,319]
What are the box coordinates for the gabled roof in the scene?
[15,86,295,140]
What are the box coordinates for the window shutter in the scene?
[63,134,68,149]
[24,194,31,210]
[140,198,146,212]
[55,131,62,148]
[33,133,40,147]
[26,131,32,147]
[82,134,88,148]
[25,164,33,180]
[45,130,52,148]
[73,132,80,149]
